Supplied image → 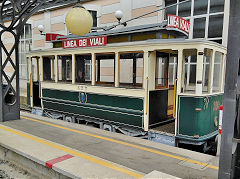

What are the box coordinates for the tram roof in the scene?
[56,22,187,40]
[28,38,226,55]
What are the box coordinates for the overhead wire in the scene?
[123,0,191,24]
[92,0,191,31]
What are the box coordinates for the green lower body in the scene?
[177,94,223,142]
[42,88,144,128]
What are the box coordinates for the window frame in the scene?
[19,24,32,79]
[95,53,115,86]
[165,0,224,42]
[155,53,169,89]
[212,51,223,92]
[169,55,178,86]
[42,56,55,82]
[75,54,92,84]
[182,49,197,92]
[57,55,72,83]
[118,51,144,89]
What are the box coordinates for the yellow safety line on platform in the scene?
[0,124,143,179]
[22,116,219,170]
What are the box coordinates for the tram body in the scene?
[27,39,226,148]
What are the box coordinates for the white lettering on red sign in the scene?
[167,15,190,34]
[63,36,107,49]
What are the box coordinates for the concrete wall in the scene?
[0,145,70,179]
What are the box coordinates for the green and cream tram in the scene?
[26,29,226,150]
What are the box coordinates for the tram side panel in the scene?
[177,94,223,141]
[41,88,144,128]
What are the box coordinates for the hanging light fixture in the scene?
[65,1,93,36]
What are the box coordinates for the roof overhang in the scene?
[56,21,188,41]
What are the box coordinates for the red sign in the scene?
[167,15,190,34]
[46,33,65,41]
[63,36,107,49]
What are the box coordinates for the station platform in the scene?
[0,111,219,178]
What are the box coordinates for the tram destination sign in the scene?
[63,36,107,49]
[167,15,190,35]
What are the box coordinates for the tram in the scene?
[26,23,226,150]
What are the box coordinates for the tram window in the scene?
[75,55,91,84]
[43,57,55,81]
[96,53,115,86]
[136,58,143,84]
[155,53,169,88]
[119,53,143,88]
[213,52,223,92]
[202,49,212,92]
[169,55,177,86]
[58,55,72,82]
[183,49,197,91]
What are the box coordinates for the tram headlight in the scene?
[65,4,93,36]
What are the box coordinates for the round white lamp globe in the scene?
[37,24,45,33]
[65,6,93,36]
[115,10,123,21]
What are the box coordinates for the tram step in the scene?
[148,131,175,146]
[31,108,44,116]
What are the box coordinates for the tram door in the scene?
[155,52,177,119]
[30,57,41,107]
[155,53,169,89]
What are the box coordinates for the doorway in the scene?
[151,51,178,134]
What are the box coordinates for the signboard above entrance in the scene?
[63,36,107,49]
[167,15,190,35]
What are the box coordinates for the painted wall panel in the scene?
[102,3,121,14]
[132,0,157,9]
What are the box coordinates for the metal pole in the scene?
[218,0,240,178]
[231,91,240,178]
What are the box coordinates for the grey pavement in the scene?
[0,111,219,179]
